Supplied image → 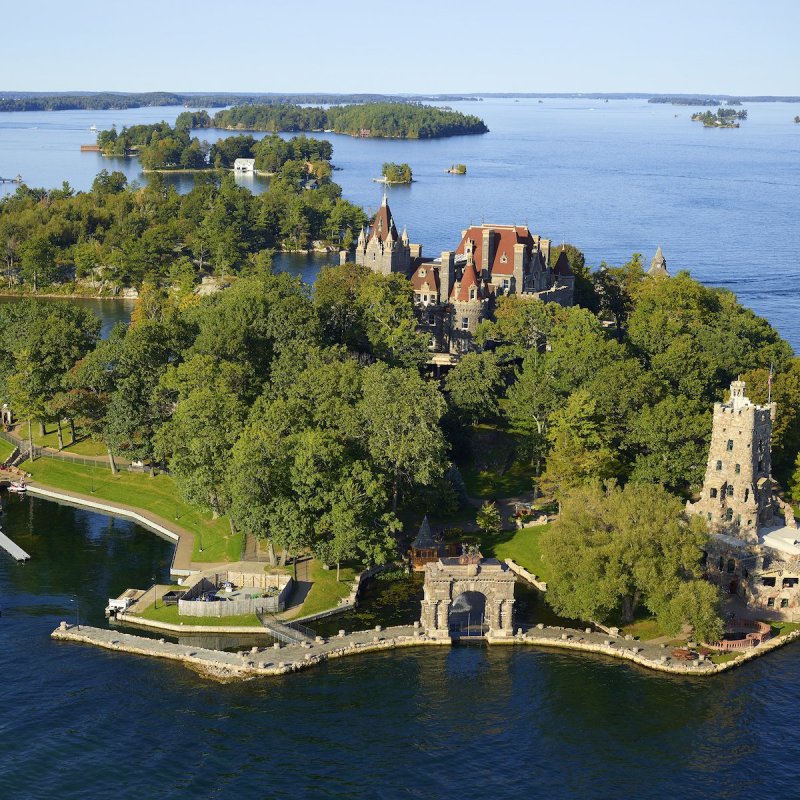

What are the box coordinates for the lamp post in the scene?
[70,596,80,630]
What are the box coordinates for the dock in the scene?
[0,529,30,562]
[0,175,22,184]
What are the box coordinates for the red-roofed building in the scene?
[345,200,574,361]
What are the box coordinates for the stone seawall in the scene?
[51,621,800,681]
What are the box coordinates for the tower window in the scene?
[727,439,734,451]
[727,485,734,497]
[726,508,734,521]
[461,317,469,330]
[767,597,775,607]
[716,460,722,471]
[744,488,749,502]
[735,463,741,474]
[708,513,712,521]
[710,488,718,498]
[736,514,741,526]
[718,556,724,570]
[781,598,789,609]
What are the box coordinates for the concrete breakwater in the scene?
[51,621,800,680]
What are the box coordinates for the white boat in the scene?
[89,124,98,132]
[6,481,27,494]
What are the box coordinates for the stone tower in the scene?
[688,380,777,541]
[648,246,669,277]
[353,193,411,275]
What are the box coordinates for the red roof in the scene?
[450,262,485,302]
[410,264,439,293]
[455,224,534,276]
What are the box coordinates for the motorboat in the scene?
[6,481,27,494]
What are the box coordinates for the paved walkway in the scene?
[53,620,800,681]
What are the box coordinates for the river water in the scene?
[2,493,800,798]
[1,99,798,350]
[2,102,800,798]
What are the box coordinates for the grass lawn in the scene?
[769,621,800,638]
[619,617,671,641]
[13,424,107,457]
[135,601,260,628]
[0,438,14,463]
[295,560,357,617]
[482,524,552,583]
[461,460,536,500]
[710,651,740,665]
[20,456,241,562]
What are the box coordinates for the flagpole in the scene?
[768,362,773,404]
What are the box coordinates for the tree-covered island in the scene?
[2,200,800,645]
[209,102,489,138]
[691,107,748,127]
[380,163,413,184]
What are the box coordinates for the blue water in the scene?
[1,99,798,350]
[2,493,800,799]
[2,102,800,798]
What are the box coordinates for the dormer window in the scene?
[419,268,426,277]
[500,253,508,264]
[470,288,476,300]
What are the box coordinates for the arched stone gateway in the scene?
[421,554,516,639]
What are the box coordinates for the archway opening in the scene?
[449,591,488,636]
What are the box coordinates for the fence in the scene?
[178,574,293,617]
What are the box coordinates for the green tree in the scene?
[540,389,620,501]
[476,500,502,538]
[445,351,503,423]
[359,363,448,512]
[541,482,719,628]
[19,235,57,292]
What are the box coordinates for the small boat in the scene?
[89,124,98,132]
[6,481,27,494]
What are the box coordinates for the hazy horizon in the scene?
[4,0,798,96]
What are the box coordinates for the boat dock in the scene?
[0,529,30,562]
[0,175,22,184]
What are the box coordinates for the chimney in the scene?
[440,251,455,302]
[513,243,526,293]
[481,228,491,274]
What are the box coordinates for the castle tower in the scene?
[354,193,411,275]
[649,246,669,277]
[689,380,777,541]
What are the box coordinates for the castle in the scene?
[347,195,575,358]
[688,380,800,619]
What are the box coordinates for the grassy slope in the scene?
[0,439,14,462]
[292,561,357,618]
[482,524,552,583]
[20,457,241,562]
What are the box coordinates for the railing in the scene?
[283,620,317,640]
[256,612,316,644]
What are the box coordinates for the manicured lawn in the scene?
[13,424,107,456]
[20,457,241,562]
[620,617,669,641]
[135,601,260,628]
[710,651,739,665]
[295,560,357,617]
[0,439,14,462]
[769,621,800,638]
[482,524,552,583]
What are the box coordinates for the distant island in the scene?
[208,103,489,139]
[447,164,467,174]
[380,162,413,184]
[0,92,480,112]
[95,121,336,181]
[795,116,800,123]
[691,108,747,128]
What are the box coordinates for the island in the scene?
[3,179,800,682]
[209,102,489,139]
[447,164,467,174]
[691,107,748,127]
[379,162,413,184]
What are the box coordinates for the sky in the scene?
[3,0,799,95]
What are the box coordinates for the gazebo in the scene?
[410,516,443,571]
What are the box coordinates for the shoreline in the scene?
[0,290,135,301]
[51,622,800,681]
